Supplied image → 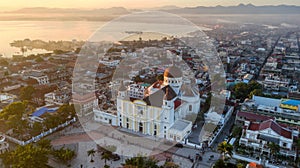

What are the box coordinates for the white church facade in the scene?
[115,66,201,142]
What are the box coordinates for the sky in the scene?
[1,0,300,10]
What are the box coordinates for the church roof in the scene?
[143,85,177,107]
[164,66,182,78]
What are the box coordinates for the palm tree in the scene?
[123,156,160,168]
[217,141,233,160]
[87,149,96,162]
[101,150,112,166]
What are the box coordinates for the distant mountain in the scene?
[165,4,300,14]
[8,7,129,15]
[147,5,180,10]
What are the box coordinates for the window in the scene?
[154,124,157,129]
[139,122,143,132]
[164,126,166,129]
[189,105,192,111]
[283,143,287,147]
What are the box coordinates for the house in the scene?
[239,119,297,159]
[44,87,71,105]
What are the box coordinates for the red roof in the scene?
[248,119,292,139]
[237,111,274,122]
[174,99,182,109]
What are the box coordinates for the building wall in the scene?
[117,98,173,138]
[94,109,117,126]
[245,129,293,150]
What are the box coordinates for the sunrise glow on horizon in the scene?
[1,0,300,10]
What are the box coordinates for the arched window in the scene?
[139,122,143,132]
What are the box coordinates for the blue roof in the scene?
[282,99,300,106]
[32,107,58,117]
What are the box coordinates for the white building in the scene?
[128,83,150,99]
[44,88,71,105]
[116,66,200,142]
[25,71,49,85]
[94,109,118,126]
[239,119,296,159]
[99,60,120,67]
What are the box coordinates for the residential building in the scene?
[239,119,297,159]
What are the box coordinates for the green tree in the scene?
[53,147,76,166]
[233,83,248,100]
[44,113,62,130]
[101,150,112,166]
[35,56,44,62]
[20,85,36,101]
[87,149,96,162]
[237,163,245,168]
[213,159,226,168]
[268,142,280,160]
[0,144,49,168]
[0,102,27,131]
[249,89,263,98]
[37,139,52,151]
[163,161,180,168]
[123,156,160,168]
[217,141,233,160]
[31,122,44,136]
[231,126,242,138]
[248,81,262,92]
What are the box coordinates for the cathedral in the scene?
[116,66,200,142]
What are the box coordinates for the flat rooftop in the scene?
[169,119,192,131]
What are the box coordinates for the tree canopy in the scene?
[20,85,36,101]
[0,144,49,168]
[0,102,27,131]
[232,81,262,101]
[217,141,233,160]
[53,147,76,165]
